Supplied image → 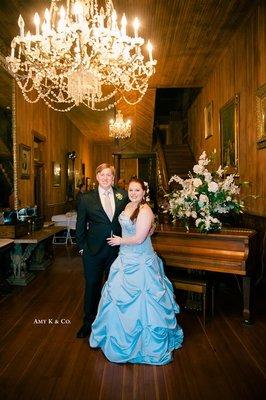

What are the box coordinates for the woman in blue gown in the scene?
[89,178,183,365]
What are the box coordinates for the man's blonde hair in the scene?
[96,163,115,176]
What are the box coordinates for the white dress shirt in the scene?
[98,186,115,217]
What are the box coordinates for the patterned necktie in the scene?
[104,190,113,221]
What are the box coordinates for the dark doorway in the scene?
[34,162,45,216]
[33,133,46,217]
[154,88,201,145]
[113,153,157,212]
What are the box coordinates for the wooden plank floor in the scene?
[0,247,265,400]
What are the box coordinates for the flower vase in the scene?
[200,224,222,234]
[180,218,190,233]
[209,225,222,233]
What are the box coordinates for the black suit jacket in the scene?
[76,187,129,256]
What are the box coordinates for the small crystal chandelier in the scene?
[6,0,157,112]
[109,110,131,139]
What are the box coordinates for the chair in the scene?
[168,271,215,326]
[51,212,77,245]
[51,214,68,244]
[65,212,77,244]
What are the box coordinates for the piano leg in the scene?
[243,276,253,325]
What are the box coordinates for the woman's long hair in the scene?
[128,178,148,222]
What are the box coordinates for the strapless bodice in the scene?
[118,212,154,256]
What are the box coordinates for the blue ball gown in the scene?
[89,212,184,365]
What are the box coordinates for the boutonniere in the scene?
[115,193,123,200]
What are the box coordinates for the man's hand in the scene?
[148,221,156,237]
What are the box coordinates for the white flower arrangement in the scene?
[115,193,123,200]
[166,151,244,233]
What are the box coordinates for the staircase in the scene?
[163,144,195,180]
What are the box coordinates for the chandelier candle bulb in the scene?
[99,9,104,29]
[121,14,127,37]
[73,2,84,25]
[18,15,25,37]
[73,2,83,15]
[60,6,66,19]
[34,13,40,36]
[111,10,117,31]
[58,6,66,32]
[44,8,51,32]
[44,8,50,22]
[133,17,140,38]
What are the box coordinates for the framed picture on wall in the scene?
[19,143,31,179]
[256,83,266,149]
[52,162,61,187]
[204,101,213,139]
[220,94,239,174]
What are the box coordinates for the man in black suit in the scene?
[75,163,128,338]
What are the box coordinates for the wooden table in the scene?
[0,239,14,293]
[8,226,65,286]
[152,225,257,324]
[0,239,14,250]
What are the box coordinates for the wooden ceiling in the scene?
[0,0,257,142]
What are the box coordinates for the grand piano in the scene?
[152,225,257,324]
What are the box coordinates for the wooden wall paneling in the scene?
[188,0,266,216]
[234,1,265,216]
[81,135,93,181]
[119,159,138,184]
[136,89,156,152]
[118,89,156,153]
[15,88,93,219]
[92,141,116,183]
[258,0,266,83]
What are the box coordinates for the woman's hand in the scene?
[107,235,122,246]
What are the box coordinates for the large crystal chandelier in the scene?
[109,110,131,139]
[6,0,157,112]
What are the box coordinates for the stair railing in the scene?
[153,132,169,193]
